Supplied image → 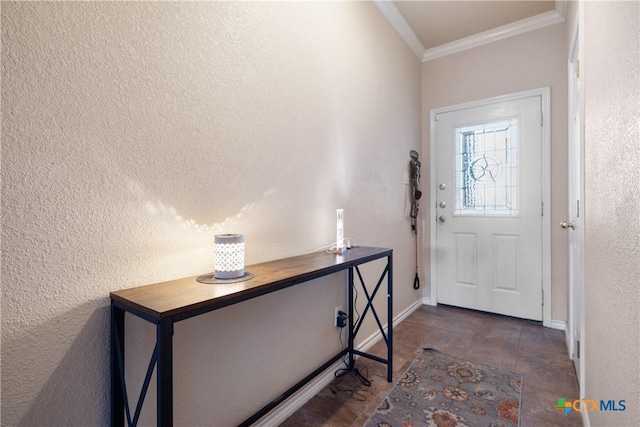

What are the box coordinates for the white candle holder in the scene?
[197,234,254,284]
[214,234,245,279]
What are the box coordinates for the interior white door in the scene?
[567,19,585,390]
[435,96,543,320]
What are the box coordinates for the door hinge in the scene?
[541,289,544,306]
[541,201,544,216]
[577,200,580,218]
[576,59,580,78]
[577,340,580,358]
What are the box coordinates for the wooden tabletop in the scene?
[110,246,392,322]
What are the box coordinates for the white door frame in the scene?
[428,88,552,327]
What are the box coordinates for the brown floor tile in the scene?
[516,359,579,398]
[520,323,569,354]
[518,340,575,372]
[463,334,520,371]
[520,383,583,426]
[422,328,474,355]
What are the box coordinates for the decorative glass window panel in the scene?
[454,120,519,216]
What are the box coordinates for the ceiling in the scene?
[378,1,565,61]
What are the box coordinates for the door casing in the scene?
[428,88,552,327]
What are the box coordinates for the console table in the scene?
[110,246,393,427]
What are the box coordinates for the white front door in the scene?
[434,95,543,321]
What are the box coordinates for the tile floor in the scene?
[281,304,582,427]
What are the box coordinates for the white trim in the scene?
[396,298,424,324]
[252,298,423,427]
[550,319,566,331]
[373,0,424,60]
[429,88,552,327]
[556,0,568,20]
[429,109,438,310]
[540,88,552,328]
[422,296,433,306]
[422,10,564,62]
[376,2,566,63]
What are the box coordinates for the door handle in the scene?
[560,221,575,230]
[439,215,446,223]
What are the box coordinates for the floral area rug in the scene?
[364,348,522,427]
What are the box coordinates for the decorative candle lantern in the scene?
[214,234,245,279]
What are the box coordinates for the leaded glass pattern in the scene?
[455,120,519,216]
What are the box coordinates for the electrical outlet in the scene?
[334,305,344,327]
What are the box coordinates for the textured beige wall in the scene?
[583,1,640,425]
[421,23,569,322]
[1,2,421,425]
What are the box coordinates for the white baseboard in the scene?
[251,298,423,427]
[550,319,566,331]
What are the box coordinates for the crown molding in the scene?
[374,1,566,63]
[373,0,425,60]
[422,9,565,62]
[555,0,568,20]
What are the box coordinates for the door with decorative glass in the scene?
[435,95,543,320]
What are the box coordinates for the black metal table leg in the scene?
[157,317,174,427]
[348,267,355,370]
[348,260,393,383]
[387,253,393,382]
[111,303,126,427]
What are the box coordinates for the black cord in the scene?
[331,276,375,402]
[352,283,361,330]
[333,309,372,402]
[334,365,371,387]
[337,319,349,368]
[330,365,372,402]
